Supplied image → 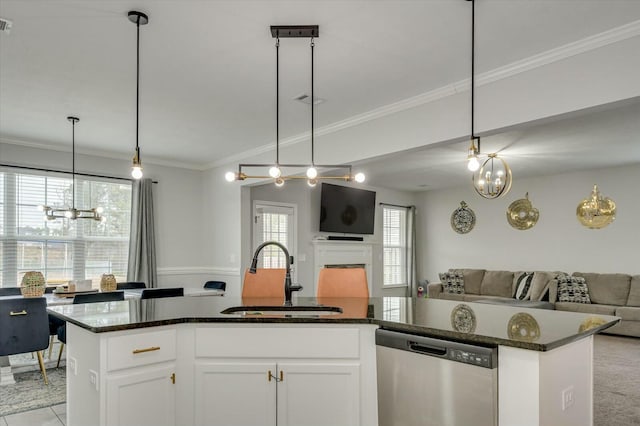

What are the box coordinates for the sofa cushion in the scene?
[450,269,485,295]
[557,275,591,303]
[529,271,558,301]
[572,272,631,306]
[439,272,465,294]
[480,270,514,298]
[627,275,640,307]
[514,272,534,300]
[554,302,616,316]
[615,307,640,322]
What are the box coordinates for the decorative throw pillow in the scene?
[556,274,591,303]
[439,272,465,294]
[514,272,534,300]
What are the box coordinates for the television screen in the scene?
[319,183,376,235]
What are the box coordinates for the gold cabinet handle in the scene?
[268,370,273,382]
[279,370,284,382]
[9,310,27,316]
[132,346,160,354]
[170,373,176,384]
[268,370,284,382]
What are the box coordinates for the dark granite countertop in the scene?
[47,295,620,351]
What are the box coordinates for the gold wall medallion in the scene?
[506,192,539,230]
[576,184,616,229]
[451,201,476,234]
[450,304,477,333]
[507,312,541,342]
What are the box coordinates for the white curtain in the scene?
[127,179,157,288]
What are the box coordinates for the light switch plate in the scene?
[68,357,78,376]
[89,369,99,391]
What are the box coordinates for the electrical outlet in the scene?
[68,356,78,376]
[89,369,99,391]
[562,385,575,410]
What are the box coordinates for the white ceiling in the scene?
[1,1,640,187]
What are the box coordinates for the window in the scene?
[0,169,132,288]
[253,202,296,278]
[383,206,407,286]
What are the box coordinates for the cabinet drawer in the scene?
[195,327,360,359]
[107,328,177,371]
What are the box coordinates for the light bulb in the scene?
[64,210,73,219]
[100,216,107,223]
[306,167,318,179]
[43,215,49,221]
[269,166,281,178]
[37,205,45,212]
[354,172,366,183]
[467,157,480,172]
[275,177,285,187]
[496,170,504,177]
[96,206,104,214]
[307,178,317,187]
[131,166,143,180]
[225,172,236,182]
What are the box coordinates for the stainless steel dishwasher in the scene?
[376,329,498,426]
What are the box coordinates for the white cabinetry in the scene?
[66,323,378,426]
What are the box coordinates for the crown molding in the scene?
[157,266,240,277]
[208,19,640,170]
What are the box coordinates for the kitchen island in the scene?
[48,296,619,426]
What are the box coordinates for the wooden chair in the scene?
[317,268,369,298]
[0,297,50,384]
[241,268,286,299]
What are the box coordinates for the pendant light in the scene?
[38,117,104,221]
[128,11,148,180]
[467,0,512,199]
[225,25,365,187]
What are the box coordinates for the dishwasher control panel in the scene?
[447,349,493,368]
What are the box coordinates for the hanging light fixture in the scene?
[38,117,104,221]
[467,0,512,199]
[225,25,365,187]
[128,10,148,180]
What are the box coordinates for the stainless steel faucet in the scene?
[249,241,302,306]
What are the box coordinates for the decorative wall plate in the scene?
[450,201,476,234]
[576,184,616,229]
[506,192,539,230]
[578,316,607,333]
[507,312,540,342]
[450,304,477,334]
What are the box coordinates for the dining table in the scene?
[0,287,224,386]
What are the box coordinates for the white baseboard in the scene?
[157,266,240,277]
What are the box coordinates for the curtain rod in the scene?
[0,163,159,184]
[379,202,415,209]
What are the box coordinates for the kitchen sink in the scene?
[220,305,343,316]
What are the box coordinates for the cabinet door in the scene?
[277,362,361,426]
[194,362,277,426]
[105,363,176,426]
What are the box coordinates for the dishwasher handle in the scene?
[408,341,447,356]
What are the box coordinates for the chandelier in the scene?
[38,117,104,221]
[226,25,365,187]
[466,0,512,199]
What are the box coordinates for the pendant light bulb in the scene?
[275,177,285,187]
[269,166,282,178]
[306,166,318,179]
[131,165,143,180]
[307,178,318,187]
[467,156,480,172]
[354,172,366,183]
[225,171,237,182]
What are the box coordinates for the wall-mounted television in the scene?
[319,183,376,235]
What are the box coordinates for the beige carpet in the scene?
[594,334,640,426]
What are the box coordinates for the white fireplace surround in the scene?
[312,240,373,295]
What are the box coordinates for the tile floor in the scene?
[1,404,65,426]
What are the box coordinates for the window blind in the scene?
[383,206,407,286]
[0,169,132,288]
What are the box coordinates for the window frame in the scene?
[382,205,408,288]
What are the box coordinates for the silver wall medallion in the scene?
[451,201,476,234]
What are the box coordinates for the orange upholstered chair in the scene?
[242,268,286,299]
[316,267,369,298]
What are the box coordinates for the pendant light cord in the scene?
[135,16,141,162]
[310,36,315,166]
[471,0,480,153]
[276,35,280,164]
[71,119,75,209]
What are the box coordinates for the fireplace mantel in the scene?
[312,240,374,295]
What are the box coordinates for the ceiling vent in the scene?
[0,18,13,34]
[293,93,325,105]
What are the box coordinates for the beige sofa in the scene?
[427,269,640,338]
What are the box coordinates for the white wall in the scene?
[247,180,418,297]
[415,163,640,283]
[0,142,212,289]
